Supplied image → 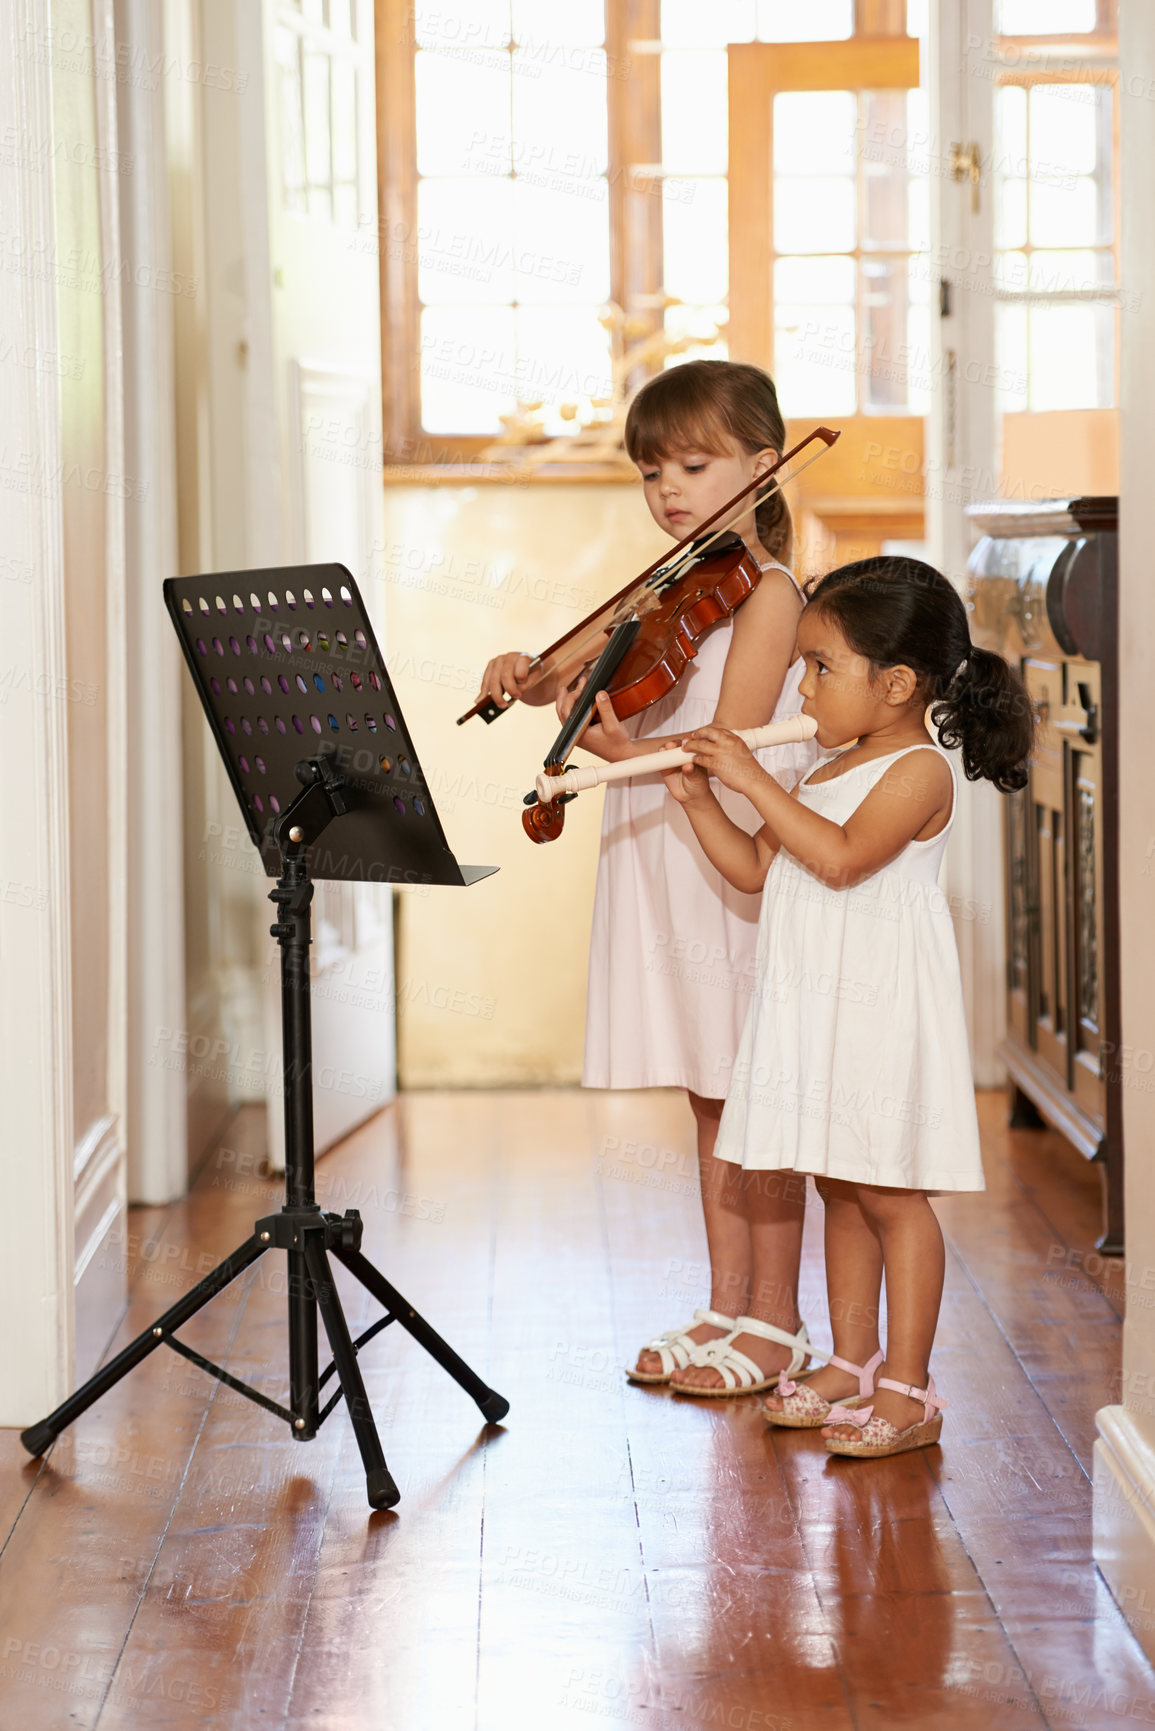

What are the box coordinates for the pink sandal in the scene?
[763,1349,883,1430]
[823,1374,947,1458]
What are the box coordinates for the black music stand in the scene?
[21,564,508,1511]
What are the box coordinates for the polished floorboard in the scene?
[0,1087,1146,1730]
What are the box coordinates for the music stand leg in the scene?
[334,1245,510,1425]
[303,1237,399,1509]
[21,1234,267,1457]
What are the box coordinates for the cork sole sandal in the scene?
[763,1349,883,1430]
[626,1308,736,1385]
[823,1374,947,1458]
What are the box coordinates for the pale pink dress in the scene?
[583,563,818,1096]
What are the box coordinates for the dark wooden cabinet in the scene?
[967,497,1121,1252]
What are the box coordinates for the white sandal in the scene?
[670,1315,822,1399]
[626,1308,737,1385]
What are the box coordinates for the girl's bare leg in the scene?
[823,1186,945,1441]
[633,1092,748,1377]
[673,1164,807,1391]
[763,1176,882,1414]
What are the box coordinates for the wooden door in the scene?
[728,38,924,567]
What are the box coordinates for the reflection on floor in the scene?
[0,1088,1145,1730]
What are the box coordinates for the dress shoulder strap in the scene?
[757,558,805,603]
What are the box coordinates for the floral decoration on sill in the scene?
[477,297,724,475]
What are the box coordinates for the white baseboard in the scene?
[1094,1406,1155,1660]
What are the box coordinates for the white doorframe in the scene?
[116,0,190,1204]
[927,0,1005,1086]
[0,1,76,1423]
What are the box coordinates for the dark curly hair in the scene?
[803,556,1034,793]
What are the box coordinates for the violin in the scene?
[456,425,840,843]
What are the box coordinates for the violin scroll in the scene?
[521,765,569,843]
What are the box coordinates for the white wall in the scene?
[1093,0,1155,1657]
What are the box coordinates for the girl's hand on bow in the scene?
[476,650,532,711]
[681,725,768,796]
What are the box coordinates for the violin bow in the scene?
[456,423,841,727]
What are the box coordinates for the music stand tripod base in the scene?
[21,565,509,1512]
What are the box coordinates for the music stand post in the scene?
[21,565,509,1511]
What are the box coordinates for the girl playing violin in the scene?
[667,557,1033,1454]
[474,360,820,1396]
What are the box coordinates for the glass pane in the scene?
[995,249,1029,291]
[660,0,756,48]
[775,176,856,254]
[513,0,604,45]
[413,0,511,52]
[420,306,517,433]
[999,0,1095,30]
[303,48,332,193]
[415,51,512,178]
[513,47,608,177]
[331,57,357,186]
[1029,175,1099,247]
[774,303,857,415]
[1030,84,1098,179]
[512,178,610,304]
[995,175,1027,251]
[995,303,1029,413]
[996,84,1028,175]
[662,52,727,175]
[1027,248,1114,292]
[863,257,920,413]
[663,178,728,304]
[513,306,614,433]
[774,91,856,177]
[758,0,853,40]
[276,28,306,214]
[1029,302,1113,409]
[418,178,515,304]
[862,90,920,250]
[774,254,856,304]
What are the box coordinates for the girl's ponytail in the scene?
[931,645,1034,793]
[755,486,793,568]
[805,557,1035,793]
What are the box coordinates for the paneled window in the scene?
[770,87,929,415]
[656,0,925,367]
[990,0,1119,414]
[993,82,1116,411]
[378,0,929,457]
[412,1,611,436]
[277,0,364,226]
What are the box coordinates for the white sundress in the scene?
[714,744,985,1193]
[582,563,819,1098]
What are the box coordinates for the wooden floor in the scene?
[0,1087,1147,1729]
